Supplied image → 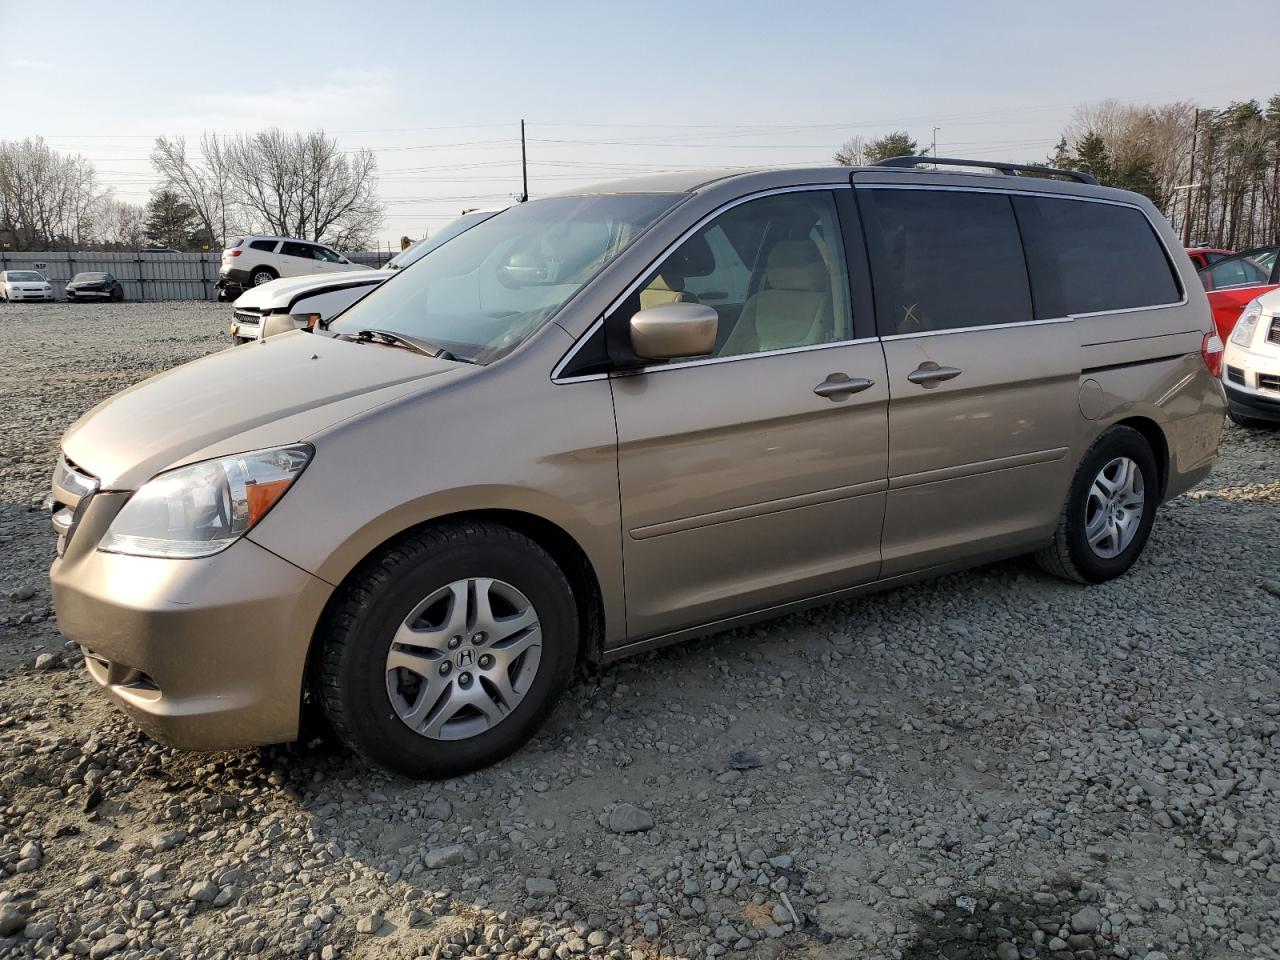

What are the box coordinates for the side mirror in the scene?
[629,303,718,361]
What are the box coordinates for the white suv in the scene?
[1222,289,1280,428]
[227,210,503,343]
[217,236,363,299]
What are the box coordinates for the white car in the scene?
[0,270,55,302]
[1222,289,1280,429]
[228,210,502,343]
[217,235,364,299]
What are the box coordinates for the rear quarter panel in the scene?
[1073,195,1224,501]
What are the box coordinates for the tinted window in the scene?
[280,241,314,259]
[313,246,345,263]
[249,239,278,252]
[621,190,853,359]
[1013,196,1180,317]
[860,188,1032,335]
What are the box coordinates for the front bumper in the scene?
[1225,383,1280,424]
[66,288,110,298]
[5,290,54,300]
[50,491,333,750]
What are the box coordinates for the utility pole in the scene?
[931,127,939,157]
[520,119,529,203]
[1181,110,1202,247]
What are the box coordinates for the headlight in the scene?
[99,444,312,559]
[1230,300,1263,347]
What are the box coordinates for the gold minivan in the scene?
[49,160,1226,777]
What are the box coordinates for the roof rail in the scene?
[874,156,1099,186]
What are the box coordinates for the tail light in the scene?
[1201,331,1223,377]
[229,250,241,257]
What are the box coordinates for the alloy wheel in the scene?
[1084,456,1145,559]
[384,577,542,741]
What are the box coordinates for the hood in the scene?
[234,271,385,310]
[62,331,458,489]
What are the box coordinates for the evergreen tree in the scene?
[143,188,199,249]
[865,131,920,164]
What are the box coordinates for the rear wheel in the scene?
[1036,425,1159,584]
[318,520,578,778]
[251,267,277,287]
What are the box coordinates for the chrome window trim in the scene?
[551,183,854,384]
[628,336,880,376]
[856,182,1189,317]
[880,315,1073,342]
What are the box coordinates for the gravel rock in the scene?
[606,803,655,833]
[0,904,26,936]
[525,877,558,897]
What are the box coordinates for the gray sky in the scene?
[2,0,1275,247]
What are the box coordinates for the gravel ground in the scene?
[0,300,1277,960]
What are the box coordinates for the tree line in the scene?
[0,129,384,252]
[835,92,1280,251]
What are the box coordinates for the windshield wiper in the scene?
[350,328,458,361]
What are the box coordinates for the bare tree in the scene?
[224,128,383,248]
[151,133,235,249]
[833,135,869,166]
[0,137,103,249]
[95,199,146,249]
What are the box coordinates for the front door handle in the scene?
[906,362,962,387]
[814,373,875,400]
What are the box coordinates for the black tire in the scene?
[250,267,277,287]
[110,286,124,302]
[1228,409,1278,430]
[318,520,578,778]
[1036,425,1159,584]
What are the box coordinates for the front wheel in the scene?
[1036,425,1159,584]
[318,520,578,778]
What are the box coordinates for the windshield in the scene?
[384,210,501,271]
[330,193,678,363]
[7,271,43,282]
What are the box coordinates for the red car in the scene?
[1199,245,1280,341]
[1185,246,1234,270]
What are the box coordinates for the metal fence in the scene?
[0,250,392,301]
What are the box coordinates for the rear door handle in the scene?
[906,362,962,387]
[814,374,875,400]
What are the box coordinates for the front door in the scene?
[856,184,1080,576]
[610,188,889,639]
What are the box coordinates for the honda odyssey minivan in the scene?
[49,159,1226,778]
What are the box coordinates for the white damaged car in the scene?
[1222,289,1280,429]
[228,210,502,343]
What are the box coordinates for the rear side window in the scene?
[250,239,278,252]
[1013,196,1181,318]
[859,188,1032,336]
